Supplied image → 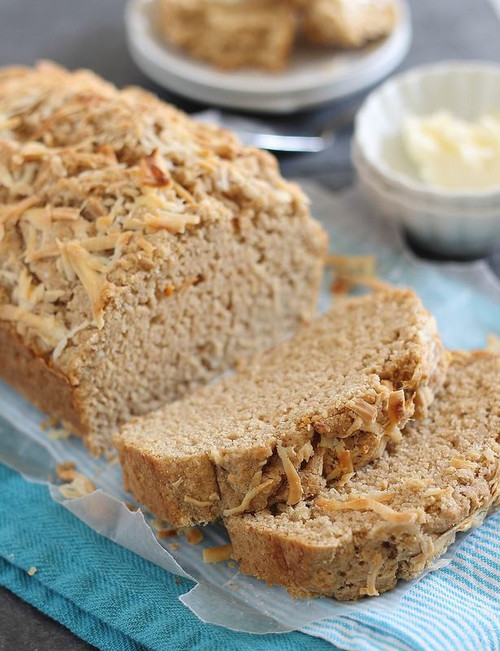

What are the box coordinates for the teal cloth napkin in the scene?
[0,462,333,650]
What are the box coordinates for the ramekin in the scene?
[352,61,500,257]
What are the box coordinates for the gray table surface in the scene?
[0,0,499,649]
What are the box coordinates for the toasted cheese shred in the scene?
[450,457,476,470]
[203,543,233,564]
[363,552,384,597]
[58,240,108,328]
[316,497,417,525]
[186,527,204,545]
[0,195,40,240]
[336,449,354,487]
[351,398,377,423]
[144,211,200,234]
[184,495,216,508]
[223,479,274,517]
[0,304,68,349]
[388,389,406,431]
[345,415,364,437]
[276,441,303,505]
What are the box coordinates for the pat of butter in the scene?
[403,111,500,190]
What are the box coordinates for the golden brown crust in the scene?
[0,321,86,434]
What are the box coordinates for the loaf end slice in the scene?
[116,289,448,527]
[226,351,500,600]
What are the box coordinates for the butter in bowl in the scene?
[352,62,500,258]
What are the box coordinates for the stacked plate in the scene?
[125,0,412,113]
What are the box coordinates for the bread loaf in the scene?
[0,62,327,454]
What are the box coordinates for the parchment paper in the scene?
[1,182,499,634]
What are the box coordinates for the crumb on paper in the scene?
[48,426,72,441]
[59,475,96,500]
[27,566,37,577]
[55,461,76,482]
[168,542,180,551]
[158,529,178,539]
[106,453,118,466]
[40,416,58,431]
[228,561,236,569]
[174,578,182,585]
[486,333,500,352]
[56,462,96,500]
[202,543,233,564]
[186,527,204,545]
[151,517,166,531]
[125,502,138,511]
[229,584,238,591]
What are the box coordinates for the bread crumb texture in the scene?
[116,290,448,527]
[226,351,500,600]
[0,62,327,453]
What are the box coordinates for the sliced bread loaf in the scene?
[115,290,448,526]
[0,63,327,454]
[226,351,500,600]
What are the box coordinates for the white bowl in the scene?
[352,61,500,257]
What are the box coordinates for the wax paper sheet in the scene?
[1,182,499,634]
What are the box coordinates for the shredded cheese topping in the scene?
[351,398,377,423]
[276,441,303,505]
[184,495,217,508]
[363,552,383,597]
[316,497,417,525]
[336,449,354,487]
[223,478,274,516]
[0,63,304,359]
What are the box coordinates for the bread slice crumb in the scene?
[56,461,95,499]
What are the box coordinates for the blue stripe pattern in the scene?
[302,512,500,650]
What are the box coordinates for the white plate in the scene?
[125,0,412,113]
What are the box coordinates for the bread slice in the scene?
[226,351,500,601]
[115,290,448,527]
[156,0,298,71]
[0,62,327,454]
[302,0,397,49]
